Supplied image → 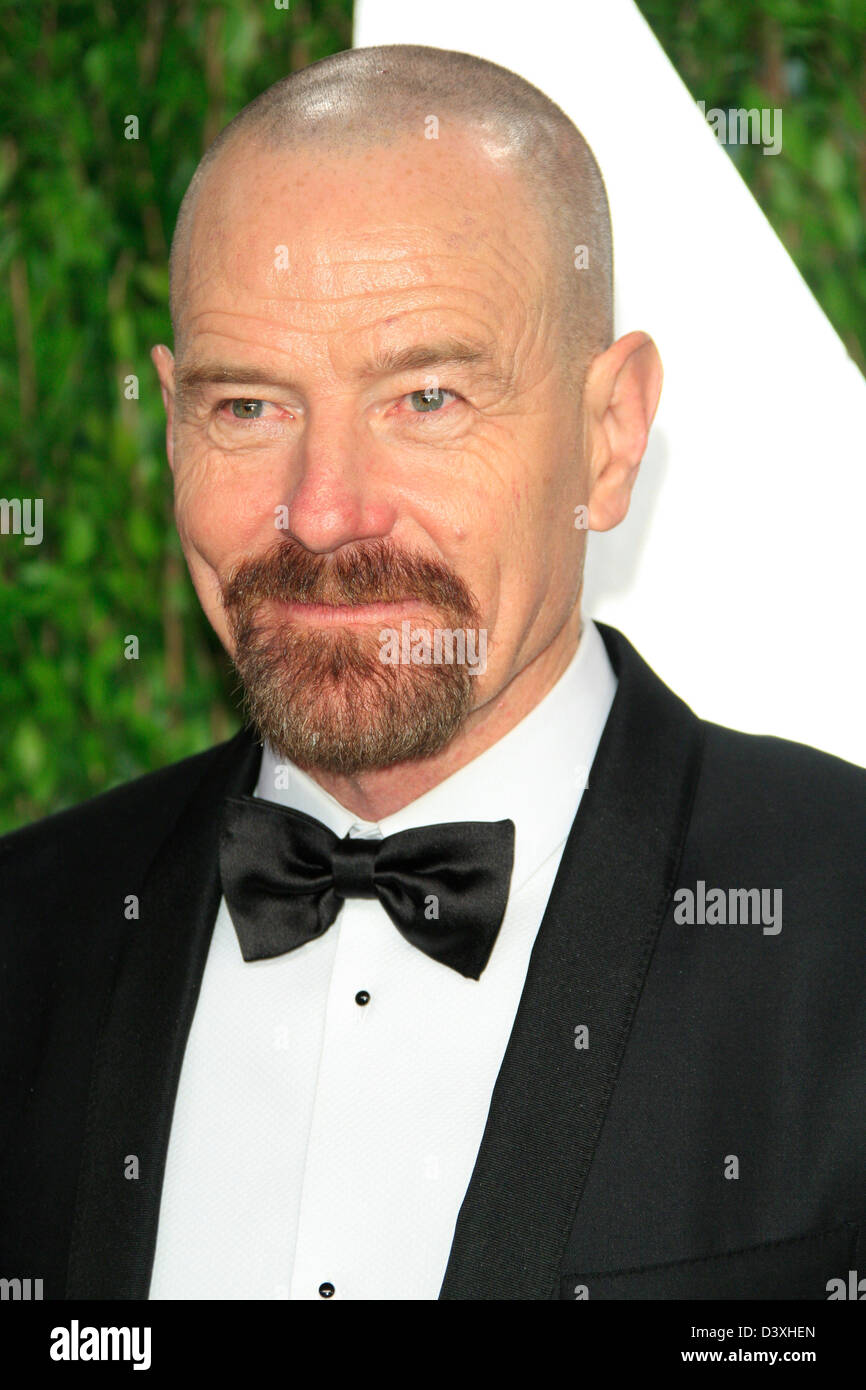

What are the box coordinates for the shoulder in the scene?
[599,619,866,854]
[683,721,866,932]
[696,719,866,839]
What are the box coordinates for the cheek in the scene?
[173,448,278,569]
[493,444,579,612]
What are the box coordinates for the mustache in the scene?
[220,536,480,621]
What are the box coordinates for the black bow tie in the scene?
[218,795,515,980]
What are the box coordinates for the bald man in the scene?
[1,45,864,1303]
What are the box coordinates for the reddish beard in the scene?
[220,537,483,775]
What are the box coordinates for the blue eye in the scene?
[408,388,451,413]
[230,399,265,419]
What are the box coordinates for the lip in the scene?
[270,599,438,627]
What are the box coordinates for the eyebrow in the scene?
[360,338,499,379]
[174,337,510,401]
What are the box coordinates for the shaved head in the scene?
[168,43,613,378]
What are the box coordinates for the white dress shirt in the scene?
[148,619,617,1300]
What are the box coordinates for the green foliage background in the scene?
[1,0,863,832]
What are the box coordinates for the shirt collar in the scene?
[254,618,617,895]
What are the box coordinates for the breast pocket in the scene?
[562,1223,859,1299]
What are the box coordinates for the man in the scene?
[1,44,864,1302]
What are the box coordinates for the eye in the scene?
[226,399,268,420]
[214,398,292,430]
[406,387,458,414]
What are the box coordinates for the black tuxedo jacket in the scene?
[1,624,864,1300]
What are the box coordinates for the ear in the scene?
[582,330,663,532]
[151,344,177,472]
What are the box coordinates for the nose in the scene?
[281,401,398,554]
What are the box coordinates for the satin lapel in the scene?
[65,726,262,1299]
[439,625,704,1300]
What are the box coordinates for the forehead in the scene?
[177,130,553,358]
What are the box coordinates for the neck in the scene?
[299,606,584,821]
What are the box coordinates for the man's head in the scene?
[153,45,662,779]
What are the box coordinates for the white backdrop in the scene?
[355,0,866,767]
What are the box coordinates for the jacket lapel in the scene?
[65,726,262,1298]
[439,624,704,1299]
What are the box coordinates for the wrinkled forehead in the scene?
[174,130,556,353]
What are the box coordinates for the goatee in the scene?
[220,537,483,775]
